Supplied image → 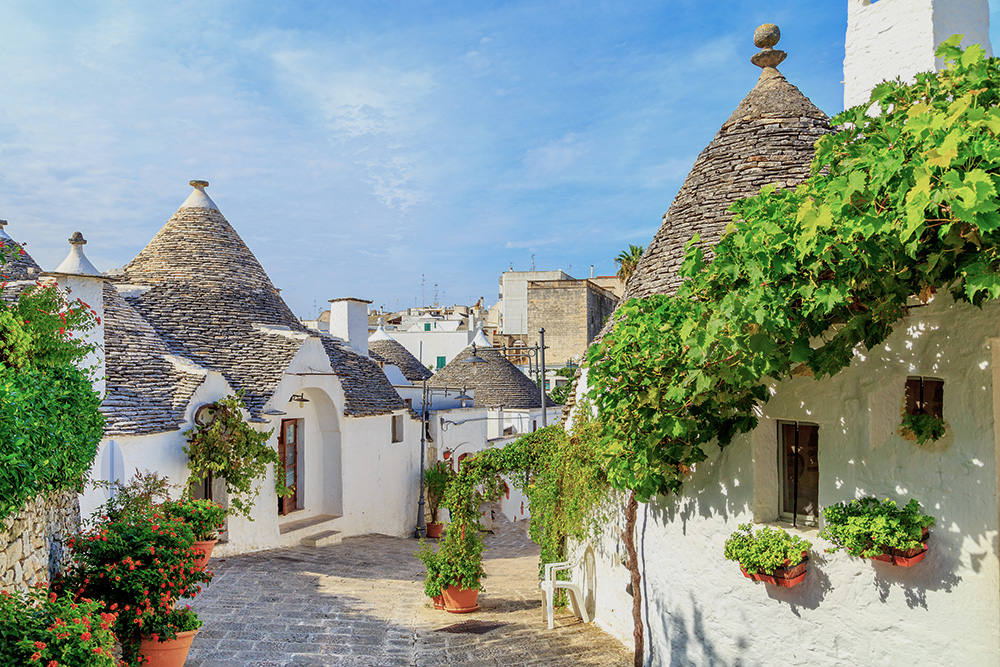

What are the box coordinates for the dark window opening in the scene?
[391,414,404,443]
[778,421,819,526]
[905,377,943,419]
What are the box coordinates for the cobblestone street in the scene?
[186,518,631,666]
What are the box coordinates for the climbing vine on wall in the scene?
[440,410,609,578]
[588,39,1000,502]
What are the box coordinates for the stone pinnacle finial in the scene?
[69,231,87,245]
[190,179,209,189]
[378,316,385,326]
[751,24,786,69]
[0,220,7,229]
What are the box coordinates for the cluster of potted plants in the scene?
[725,496,937,587]
[819,497,934,566]
[51,472,226,666]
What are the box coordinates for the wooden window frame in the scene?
[905,377,944,419]
[391,414,404,443]
[777,420,819,526]
[278,419,299,516]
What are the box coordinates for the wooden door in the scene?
[278,419,298,515]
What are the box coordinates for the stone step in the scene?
[300,530,342,547]
[279,513,341,535]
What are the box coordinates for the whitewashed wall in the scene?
[572,296,1000,665]
[392,329,475,369]
[845,0,992,108]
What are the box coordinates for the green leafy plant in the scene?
[54,505,212,663]
[587,38,1000,503]
[183,393,291,518]
[0,586,118,667]
[416,541,444,599]
[94,469,173,522]
[819,497,935,558]
[163,498,227,542]
[548,366,577,405]
[899,413,947,445]
[424,461,453,525]
[138,606,202,643]
[723,523,811,575]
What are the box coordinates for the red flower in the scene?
[33,641,46,650]
[80,631,91,640]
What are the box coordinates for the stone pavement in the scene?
[186,516,631,667]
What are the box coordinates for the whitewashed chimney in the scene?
[48,232,106,397]
[845,0,992,109]
[328,297,371,356]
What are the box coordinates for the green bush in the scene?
[723,523,811,575]
[820,497,934,558]
[163,498,227,541]
[0,364,104,521]
[416,541,444,598]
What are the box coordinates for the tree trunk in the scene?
[622,490,643,667]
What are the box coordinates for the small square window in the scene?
[391,414,404,443]
[905,377,943,419]
[436,356,447,369]
[778,421,819,525]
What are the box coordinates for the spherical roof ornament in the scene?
[751,23,787,69]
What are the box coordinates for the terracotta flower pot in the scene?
[442,584,479,613]
[741,553,808,588]
[426,522,444,539]
[432,595,445,610]
[139,629,198,667]
[191,539,219,570]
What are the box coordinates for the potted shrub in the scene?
[55,505,212,666]
[724,523,812,587]
[416,542,446,610]
[136,607,203,666]
[163,497,227,570]
[820,497,935,566]
[435,520,486,613]
[424,461,454,538]
[0,586,118,666]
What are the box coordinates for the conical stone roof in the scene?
[427,342,554,410]
[620,27,830,302]
[121,181,403,416]
[368,325,433,383]
[0,220,42,282]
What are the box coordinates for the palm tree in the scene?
[615,244,645,283]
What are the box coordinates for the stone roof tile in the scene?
[427,344,553,410]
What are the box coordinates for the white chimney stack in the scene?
[328,297,371,356]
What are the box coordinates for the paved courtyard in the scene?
[186,517,631,666]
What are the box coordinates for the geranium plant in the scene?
[163,498,227,542]
[0,586,117,667]
[724,523,811,575]
[819,497,935,558]
[55,507,212,663]
[899,413,947,445]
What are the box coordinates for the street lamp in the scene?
[414,369,482,539]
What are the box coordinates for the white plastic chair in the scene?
[539,558,591,629]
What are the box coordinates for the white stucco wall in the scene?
[392,329,475,369]
[56,274,106,397]
[573,296,1000,665]
[845,0,992,109]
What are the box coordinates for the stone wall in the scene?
[0,491,79,590]
[527,279,617,366]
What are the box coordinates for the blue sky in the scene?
[2,1,999,318]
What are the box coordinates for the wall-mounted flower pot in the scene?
[139,629,198,667]
[191,539,219,570]
[442,585,479,613]
[426,522,444,539]
[869,529,928,567]
[740,553,808,588]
